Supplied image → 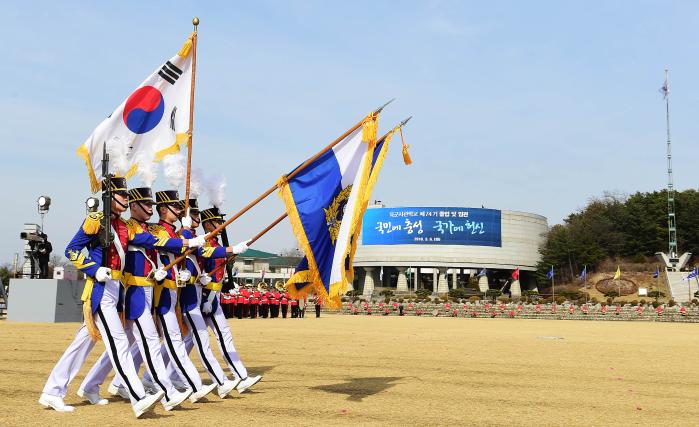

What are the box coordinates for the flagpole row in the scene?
[208,213,289,278]
[184,17,199,213]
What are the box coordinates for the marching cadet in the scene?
[77,188,213,408]
[270,288,281,318]
[149,190,217,400]
[199,207,262,392]
[39,178,176,417]
[177,199,241,397]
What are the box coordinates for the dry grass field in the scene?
[1,315,698,426]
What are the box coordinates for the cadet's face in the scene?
[111,192,128,214]
[191,213,201,228]
[130,202,153,221]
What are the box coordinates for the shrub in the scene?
[692,299,699,305]
[668,299,677,307]
[590,297,599,304]
[468,296,481,302]
[497,296,511,303]
[647,290,665,299]
[398,298,404,303]
[652,301,661,308]
[379,290,394,298]
[346,290,361,298]
[630,300,638,306]
[555,296,566,305]
[639,299,647,306]
[448,288,468,299]
[415,289,431,298]
[485,289,502,301]
[604,290,619,298]
[606,297,614,305]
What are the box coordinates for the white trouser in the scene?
[42,278,146,406]
[156,288,204,393]
[184,300,227,386]
[85,287,178,401]
[206,293,249,380]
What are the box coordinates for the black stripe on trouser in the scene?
[185,311,223,386]
[96,307,144,402]
[134,318,170,401]
[210,314,245,380]
[158,312,197,392]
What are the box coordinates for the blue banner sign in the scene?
[361,207,502,246]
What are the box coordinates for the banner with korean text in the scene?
[361,207,501,246]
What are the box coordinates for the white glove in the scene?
[153,268,167,282]
[202,301,213,314]
[231,239,252,255]
[178,270,192,283]
[95,267,112,282]
[198,273,212,286]
[187,235,206,248]
[181,210,193,228]
[202,291,216,314]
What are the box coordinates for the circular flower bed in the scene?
[595,277,638,296]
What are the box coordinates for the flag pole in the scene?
[162,110,397,271]
[551,265,555,302]
[208,213,288,277]
[183,17,199,214]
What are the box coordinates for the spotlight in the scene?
[37,196,51,213]
[85,197,100,213]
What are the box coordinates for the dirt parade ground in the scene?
[1,315,698,426]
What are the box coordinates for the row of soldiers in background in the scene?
[219,285,308,319]
[39,179,261,417]
[221,286,323,318]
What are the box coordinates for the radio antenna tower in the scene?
[662,68,678,258]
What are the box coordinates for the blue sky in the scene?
[2,0,698,264]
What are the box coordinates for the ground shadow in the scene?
[246,365,275,375]
[311,377,404,402]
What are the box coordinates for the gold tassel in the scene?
[399,127,412,165]
[82,299,101,342]
[178,33,194,58]
[362,114,378,145]
[175,289,188,336]
[119,310,126,328]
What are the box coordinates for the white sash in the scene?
[111,225,126,272]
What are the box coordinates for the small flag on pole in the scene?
[511,268,520,281]
[477,268,487,277]
[578,266,587,282]
[546,266,554,280]
[380,266,384,281]
[652,267,660,279]
[687,267,698,280]
[659,73,669,99]
[613,266,621,280]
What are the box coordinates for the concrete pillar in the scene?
[437,268,449,295]
[478,275,489,293]
[510,279,521,299]
[415,267,421,291]
[362,267,375,297]
[432,269,438,294]
[396,267,408,294]
[452,269,459,290]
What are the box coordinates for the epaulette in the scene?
[125,218,142,240]
[82,212,104,235]
[148,224,167,235]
